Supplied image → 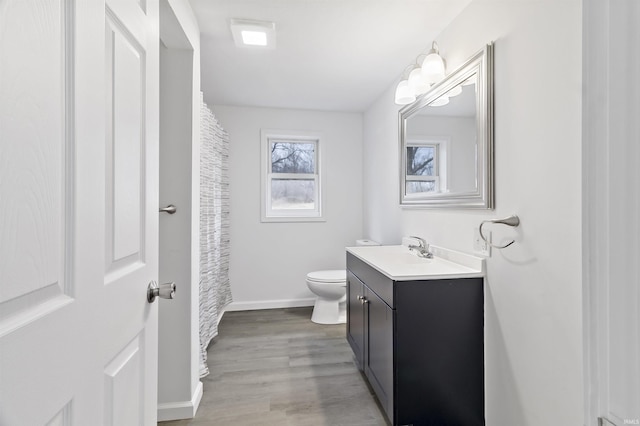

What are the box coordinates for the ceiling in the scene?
[188,0,472,112]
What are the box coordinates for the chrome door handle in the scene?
[147,281,176,303]
[159,204,177,214]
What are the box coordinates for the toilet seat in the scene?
[306,270,346,283]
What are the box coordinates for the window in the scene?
[261,130,323,222]
[404,139,448,197]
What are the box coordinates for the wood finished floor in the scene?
[159,307,389,426]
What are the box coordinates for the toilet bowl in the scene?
[306,239,380,325]
[306,270,347,324]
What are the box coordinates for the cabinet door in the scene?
[346,271,365,369]
[395,278,485,426]
[365,287,394,422]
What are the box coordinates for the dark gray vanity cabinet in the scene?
[348,270,395,417]
[346,252,485,426]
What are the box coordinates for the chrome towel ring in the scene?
[479,215,520,249]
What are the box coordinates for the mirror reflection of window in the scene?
[407,146,436,176]
[404,78,476,195]
[407,182,436,193]
[406,145,438,194]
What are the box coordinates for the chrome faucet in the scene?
[408,236,433,258]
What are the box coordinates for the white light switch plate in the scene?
[473,228,491,257]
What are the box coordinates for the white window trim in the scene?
[404,137,449,199]
[260,129,325,223]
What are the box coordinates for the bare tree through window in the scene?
[271,142,315,174]
[406,146,435,176]
[270,141,317,209]
[406,145,438,194]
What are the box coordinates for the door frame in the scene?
[157,0,203,421]
[583,1,640,425]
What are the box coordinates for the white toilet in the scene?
[306,270,347,324]
[306,239,379,324]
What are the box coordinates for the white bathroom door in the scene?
[0,0,160,425]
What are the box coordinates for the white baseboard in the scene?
[217,308,226,326]
[224,298,316,312]
[157,381,203,422]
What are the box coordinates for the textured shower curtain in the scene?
[199,93,232,377]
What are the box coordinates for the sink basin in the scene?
[345,244,484,281]
[380,250,432,264]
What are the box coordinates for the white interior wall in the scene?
[211,105,363,310]
[363,1,583,424]
[157,0,202,421]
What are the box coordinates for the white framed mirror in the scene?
[399,43,494,209]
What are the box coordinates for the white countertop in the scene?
[346,244,485,281]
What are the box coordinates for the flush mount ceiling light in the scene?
[241,30,267,46]
[394,41,447,106]
[230,18,276,49]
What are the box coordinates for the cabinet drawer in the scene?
[347,252,394,308]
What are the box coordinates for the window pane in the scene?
[406,181,436,194]
[271,179,316,210]
[407,146,435,176]
[271,142,316,173]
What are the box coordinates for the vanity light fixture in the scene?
[408,66,430,95]
[230,18,276,49]
[394,80,416,105]
[421,42,446,85]
[394,41,447,105]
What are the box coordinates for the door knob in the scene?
[147,281,176,303]
[159,204,177,214]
